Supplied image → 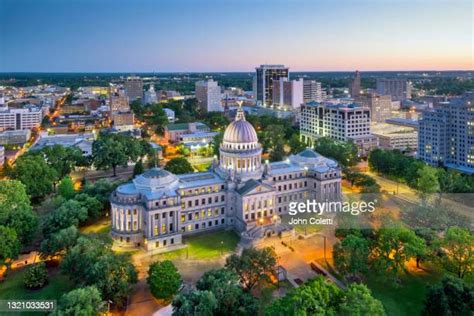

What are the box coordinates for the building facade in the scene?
[300,102,377,157]
[418,92,474,174]
[349,70,361,98]
[254,65,289,106]
[303,80,323,103]
[376,78,412,101]
[0,107,43,131]
[195,79,222,112]
[143,84,158,105]
[355,93,392,123]
[124,76,144,101]
[110,107,341,251]
[273,78,304,110]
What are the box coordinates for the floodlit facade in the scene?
[110,107,341,252]
[300,102,377,157]
[273,78,304,110]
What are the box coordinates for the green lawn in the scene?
[0,267,74,301]
[80,218,111,235]
[366,266,444,316]
[153,230,240,261]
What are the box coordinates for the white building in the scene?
[110,107,341,251]
[0,107,44,131]
[164,108,175,123]
[303,80,324,103]
[273,78,304,110]
[144,85,158,105]
[371,123,418,152]
[195,79,222,112]
[300,102,377,157]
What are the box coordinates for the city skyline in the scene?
[1,0,472,72]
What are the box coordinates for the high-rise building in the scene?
[143,84,158,104]
[124,76,144,101]
[195,79,222,112]
[376,78,412,101]
[355,93,392,123]
[418,92,474,174]
[349,70,361,97]
[273,78,304,110]
[300,102,377,157]
[303,80,323,103]
[254,65,289,106]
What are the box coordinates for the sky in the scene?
[0,0,472,72]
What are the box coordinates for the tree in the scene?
[333,234,369,280]
[172,290,217,316]
[92,134,128,177]
[265,277,342,315]
[40,145,87,183]
[372,225,426,280]
[72,193,103,220]
[42,200,88,238]
[442,227,474,279]
[417,165,440,199]
[0,180,37,244]
[148,260,182,300]
[196,268,258,315]
[225,247,277,291]
[53,286,105,316]
[58,176,75,199]
[288,134,306,154]
[314,137,359,167]
[133,160,145,176]
[164,157,194,174]
[61,236,137,307]
[39,225,79,259]
[24,262,49,289]
[422,276,474,316]
[338,284,385,316]
[0,225,20,275]
[8,154,56,200]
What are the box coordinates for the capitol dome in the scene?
[223,108,258,144]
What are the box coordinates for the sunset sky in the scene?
[0,0,472,72]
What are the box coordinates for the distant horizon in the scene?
[0,69,473,75]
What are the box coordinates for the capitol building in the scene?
[110,107,341,251]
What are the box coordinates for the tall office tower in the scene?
[300,102,377,157]
[195,79,222,112]
[273,78,304,110]
[303,80,323,103]
[376,78,412,101]
[0,107,43,131]
[349,70,362,97]
[124,76,144,101]
[355,92,392,123]
[418,92,474,174]
[254,64,289,106]
[144,84,158,104]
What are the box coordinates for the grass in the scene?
[193,163,211,172]
[366,265,444,316]
[152,230,240,261]
[0,267,74,302]
[80,217,111,235]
